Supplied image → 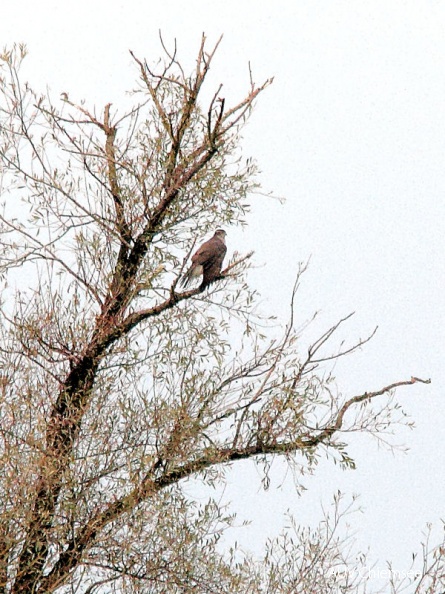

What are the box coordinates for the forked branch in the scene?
[311,376,431,445]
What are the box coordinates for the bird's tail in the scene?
[180,270,192,288]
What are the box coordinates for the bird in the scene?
[181,229,227,289]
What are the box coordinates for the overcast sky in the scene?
[2,0,444,585]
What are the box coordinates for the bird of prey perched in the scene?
[181,229,227,289]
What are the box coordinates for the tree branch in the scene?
[310,376,431,445]
[39,374,429,591]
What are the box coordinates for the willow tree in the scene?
[0,38,430,593]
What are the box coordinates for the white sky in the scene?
[2,0,444,584]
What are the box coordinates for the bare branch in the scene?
[312,376,431,445]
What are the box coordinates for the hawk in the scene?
[181,229,227,289]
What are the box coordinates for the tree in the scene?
[0,37,435,593]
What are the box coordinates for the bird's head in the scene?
[214,229,226,238]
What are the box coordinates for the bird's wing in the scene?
[200,240,227,287]
[182,235,227,288]
[191,238,221,266]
